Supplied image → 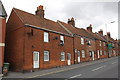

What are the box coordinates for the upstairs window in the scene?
[61,52,65,61]
[60,35,64,46]
[44,32,49,42]
[100,41,102,46]
[81,38,84,45]
[60,35,64,43]
[87,40,91,45]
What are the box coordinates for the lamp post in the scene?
[105,21,115,58]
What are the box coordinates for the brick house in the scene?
[0,0,7,74]
[5,5,118,72]
[118,39,120,55]
[58,20,97,63]
[95,30,109,59]
[102,32,118,57]
[5,6,74,72]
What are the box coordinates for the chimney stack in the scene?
[35,5,44,19]
[87,24,92,32]
[107,32,111,37]
[98,29,103,35]
[67,17,75,27]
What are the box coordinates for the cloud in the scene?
[2,0,118,39]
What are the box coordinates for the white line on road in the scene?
[111,62,117,64]
[70,74,82,78]
[92,65,106,72]
[65,74,82,80]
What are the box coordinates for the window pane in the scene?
[34,53,39,61]
[44,32,49,42]
[44,51,49,61]
[82,50,85,58]
[60,35,64,43]
[78,51,80,57]
[81,38,84,45]
[61,52,65,61]
[100,41,101,46]
[100,50,102,55]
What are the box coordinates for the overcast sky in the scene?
[1,0,119,39]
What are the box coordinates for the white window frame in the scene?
[81,38,84,45]
[82,50,85,58]
[100,41,102,46]
[60,35,64,43]
[44,32,49,42]
[61,52,65,61]
[44,51,49,61]
[100,50,102,55]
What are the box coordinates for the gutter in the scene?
[24,24,73,37]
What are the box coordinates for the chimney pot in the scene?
[87,24,92,32]
[35,5,44,19]
[98,29,103,35]
[107,32,111,37]
[67,17,75,27]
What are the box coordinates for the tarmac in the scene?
[2,57,118,79]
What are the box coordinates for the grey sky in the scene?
[1,0,119,39]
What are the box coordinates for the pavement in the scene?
[0,74,3,80]
[2,56,119,80]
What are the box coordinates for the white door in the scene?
[97,50,100,59]
[67,53,71,65]
[78,51,80,63]
[33,51,39,68]
[92,51,95,60]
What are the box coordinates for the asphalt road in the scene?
[2,56,119,80]
[37,57,118,79]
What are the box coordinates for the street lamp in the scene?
[105,21,115,58]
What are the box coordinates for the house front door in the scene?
[78,51,80,63]
[92,51,95,60]
[67,53,71,65]
[97,50,100,59]
[33,51,39,68]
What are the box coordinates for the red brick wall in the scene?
[5,9,74,71]
[73,36,97,63]
[5,10,24,71]
[0,18,6,70]
[23,27,74,70]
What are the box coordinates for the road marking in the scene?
[70,74,82,78]
[111,62,117,64]
[92,65,106,72]
[27,57,116,78]
[64,74,82,80]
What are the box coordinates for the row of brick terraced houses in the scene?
[1,5,119,72]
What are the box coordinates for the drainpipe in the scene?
[22,26,26,73]
[73,35,76,64]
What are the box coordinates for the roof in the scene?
[12,8,71,36]
[94,33,107,41]
[58,20,96,39]
[0,0,7,17]
[103,35,116,43]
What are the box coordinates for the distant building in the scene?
[0,0,7,74]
